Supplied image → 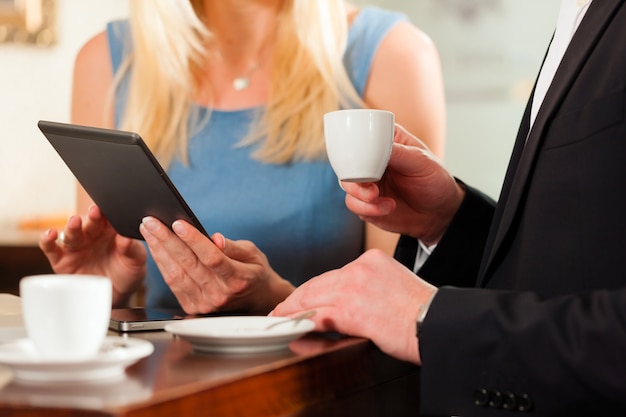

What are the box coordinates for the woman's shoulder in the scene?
[348,5,408,32]
[75,30,109,73]
[343,5,410,96]
[345,5,410,60]
[75,19,130,70]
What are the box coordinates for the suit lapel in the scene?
[478,0,622,286]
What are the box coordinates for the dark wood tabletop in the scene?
[0,230,423,416]
[0,328,421,417]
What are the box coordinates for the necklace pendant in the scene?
[233,77,250,91]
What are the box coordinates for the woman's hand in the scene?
[39,205,147,306]
[139,216,295,315]
[342,124,465,245]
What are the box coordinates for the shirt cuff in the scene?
[415,289,437,338]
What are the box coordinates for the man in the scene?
[273,1,626,415]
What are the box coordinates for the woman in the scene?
[40,0,446,314]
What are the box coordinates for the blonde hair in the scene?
[115,0,362,168]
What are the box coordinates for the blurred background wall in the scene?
[0,0,559,227]
[353,0,559,198]
[0,0,129,227]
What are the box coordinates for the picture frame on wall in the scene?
[0,0,55,46]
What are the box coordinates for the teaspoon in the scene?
[265,310,316,330]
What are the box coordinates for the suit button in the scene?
[517,393,534,412]
[473,388,489,407]
[488,391,503,408]
[502,391,517,410]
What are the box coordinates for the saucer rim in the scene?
[164,316,314,354]
[0,336,153,383]
[164,316,315,339]
[0,336,153,367]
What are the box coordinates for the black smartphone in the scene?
[37,120,209,241]
[109,307,244,332]
[109,307,193,332]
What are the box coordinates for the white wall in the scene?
[0,1,559,227]
[0,0,128,226]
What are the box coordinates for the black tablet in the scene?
[38,120,208,240]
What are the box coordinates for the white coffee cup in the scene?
[19,274,112,360]
[323,109,394,182]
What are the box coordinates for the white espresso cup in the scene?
[19,274,112,360]
[323,109,394,182]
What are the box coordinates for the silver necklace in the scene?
[213,33,273,92]
[232,62,261,91]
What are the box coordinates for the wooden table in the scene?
[0,296,422,417]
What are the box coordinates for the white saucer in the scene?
[0,336,153,383]
[165,316,315,354]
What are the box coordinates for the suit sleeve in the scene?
[418,287,626,416]
[394,181,496,287]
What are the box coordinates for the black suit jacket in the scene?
[396,2,626,415]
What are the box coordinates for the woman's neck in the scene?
[202,0,281,58]
[195,0,282,109]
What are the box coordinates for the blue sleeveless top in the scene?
[106,7,407,308]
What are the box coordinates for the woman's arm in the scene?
[364,20,446,158]
[38,31,148,307]
[72,30,114,212]
[363,19,447,254]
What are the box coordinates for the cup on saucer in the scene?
[19,274,112,361]
[323,109,394,183]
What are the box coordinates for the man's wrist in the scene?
[419,181,466,246]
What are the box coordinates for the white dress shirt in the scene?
[530,0,592,127]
